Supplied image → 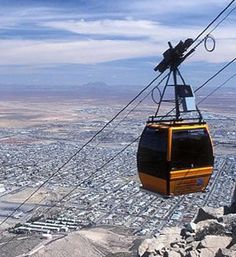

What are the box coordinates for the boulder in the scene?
[195,220,226,240]
[226,237,236,250]
[198,248,215,257]
[193,207,224,224]
[138,238,167,256]
[215,248,236,257]
[228,238,236,250]
[137,204,236,257]
[220,213,236,234]
[189,241,201,250]
[199,235,231,250]
[138,228,182,256]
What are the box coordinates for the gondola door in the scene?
[168,124,214,195]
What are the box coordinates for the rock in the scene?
[228,238,236,250]
[230,184,236,212]
[186,250,199,257]
[138,238,166,256]
[138,238,156,256]
[137,204,236,257]
[144,227,182,252]
[170,241,180,248]
[168,250,182,257]
[189,241,201,250]
[138,238,151,256]
[163,250,169,257]
[231,203,236,214]
[199,235,231,250]
[193,207,224,224]
[184,245,193,252]
[180,228,187,237]
[176,248,185,257]
[186,222,197,233]
[149,253,159,257]
[225,236,236,250]
[224,206,233,215]
[186,236,194,244]
[195,220,226,240]
[198,248,215,257]
[215,248,236,257]
[220,213,236,234]
[180,228,194,239]
[140,252,149,257]
[170,240,186,249]
[161,227,182,239]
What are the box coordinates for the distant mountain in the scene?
[82,81,109,88]
[0,82,141,101]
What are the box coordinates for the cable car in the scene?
[137,39,214,195]
[137,122,214,195]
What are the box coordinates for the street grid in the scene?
[0,106,235,236]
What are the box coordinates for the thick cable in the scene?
[198,72,236,105]
[192,6,236,52]
[192,0,235,44]
[195,57,236,93]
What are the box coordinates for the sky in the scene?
[0,0,235,88]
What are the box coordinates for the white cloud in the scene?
[42,19,200,42]
[0,3,235,66]
[190,38,236,63]
[0,39,163,65]
[42,18,236,42]
[0,36,235,66]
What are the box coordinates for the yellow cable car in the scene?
[137,39,214,195]
[137,122,214,195]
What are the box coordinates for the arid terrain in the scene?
[0,88,235,257]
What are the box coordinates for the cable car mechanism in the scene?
[137,39,214,196]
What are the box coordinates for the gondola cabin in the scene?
[137,122,214,195]
[137,39,215,196]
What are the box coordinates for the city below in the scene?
[0,97,235,240]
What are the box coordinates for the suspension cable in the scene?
[198,72,236,105]
[192,0,235,44]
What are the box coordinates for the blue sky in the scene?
[0,0,235,88]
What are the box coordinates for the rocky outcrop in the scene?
[193,207,224,223]
[138,207,236,257]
